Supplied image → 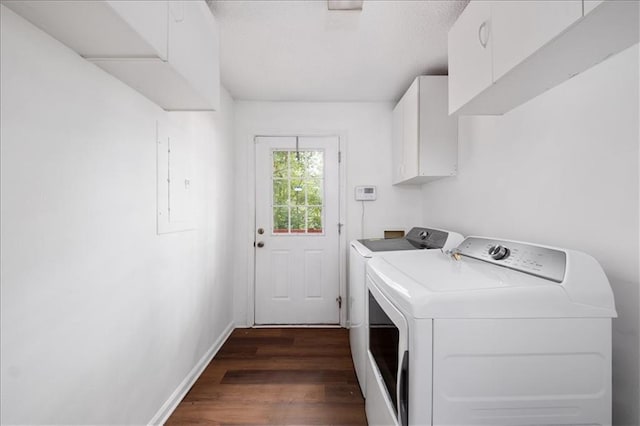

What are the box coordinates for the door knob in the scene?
[257,241,265,248]
[257,228,264,235]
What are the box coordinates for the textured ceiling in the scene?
[210,0,469,102]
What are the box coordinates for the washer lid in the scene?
[367,240,617,319]
[356,237,420,252]
[353,227,464,253]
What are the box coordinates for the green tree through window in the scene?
[272,150,324,234]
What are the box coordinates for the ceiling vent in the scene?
[327,0,363,11]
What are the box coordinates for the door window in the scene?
[272,150,324,235]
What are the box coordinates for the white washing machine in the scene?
[349,227,463,397]
[365,236,617,426]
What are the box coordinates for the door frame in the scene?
[245,131,347,327]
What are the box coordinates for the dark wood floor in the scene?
[166,328,367,425]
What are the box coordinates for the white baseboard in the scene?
[148,322,235,425]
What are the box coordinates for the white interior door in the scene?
[255,136,340,324]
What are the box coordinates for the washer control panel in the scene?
[405,227,449,249]
[457,237,567,283]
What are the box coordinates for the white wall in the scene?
[232,102,423,326]
[0,6,235,424]
[421,45,639,426]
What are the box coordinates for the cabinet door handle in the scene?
[478,21,489,48]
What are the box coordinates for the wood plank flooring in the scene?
[166,328,367,425]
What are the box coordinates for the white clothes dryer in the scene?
[349,227,463,397]
[365,236,617,426]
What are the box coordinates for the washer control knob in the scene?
[489,245,509,260]
[419,231,429,240]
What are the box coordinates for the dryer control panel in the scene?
[457,237,567,283]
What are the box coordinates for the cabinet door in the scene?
[168,1,220,110]
[106,0,168,60]
[447,1,493,114]
[402,79,420,180]
[391,99,404,185]
[492,1,582,81]
[418,76,457,178]
[584,0,604,15]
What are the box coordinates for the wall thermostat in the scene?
[355,185,377,201]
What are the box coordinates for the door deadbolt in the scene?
[257,228,264,234]
[257,241,265,248]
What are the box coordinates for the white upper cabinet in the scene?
[166,1,219,110]
[391,98,404,185]
[3,0,219,111]
[584,1,605,15]
[401,80,420,182]
[1,1,168,59]
[392,76,457,185]
[447,1,493,115]
[448,0,639,115]
[106,0,169,60]
[492,1,582,81]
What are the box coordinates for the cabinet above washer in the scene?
[392,76,457,185]
[448,0,639,115]
[3,0,220,111]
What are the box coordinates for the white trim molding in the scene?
[148,322,235,425]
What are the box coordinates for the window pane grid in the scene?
[271,150,324,235]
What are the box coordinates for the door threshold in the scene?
[252,324,342,328]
